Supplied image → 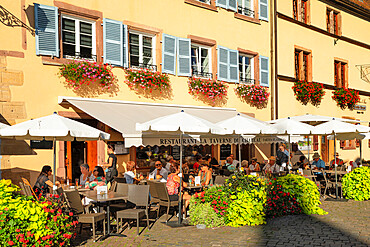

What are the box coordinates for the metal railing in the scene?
[64,52,97,62]
[192,70,213,79]
[238,6,255,18]
[197,0,211,4]
[239,78,255,84]
[130,63,157,71]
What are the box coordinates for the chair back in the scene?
[155,181,170,202]
[128,184,149,207]
[147,180,159,200]
[19,182,28,196]
[302,169,312,176]
[114,177,127,183]
[214,176,227,185]
[116,182,129,196]
[56,187,65,202]
[110,181,117,192]
[64,190,84,214]
[21,177,38,200]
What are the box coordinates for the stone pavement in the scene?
[72,199,369,247]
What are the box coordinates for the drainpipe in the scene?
[273,0,278,120]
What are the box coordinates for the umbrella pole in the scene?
[360,139,362,166]
[288,135,291,171]
[238,135,242,168]
[53,137,56,192]
[334,133,338,199]
[178,133,183,224]
[307,135,310,164]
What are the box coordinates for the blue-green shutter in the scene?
[259,0,268,21]
[228,0,237,11]
[162,34,177,75]
[34,3,59,57]
[123,24,128,68]
[103,18,123,66]
[216,0,227,9]
[260,56,269,87]
[218,46,229,81]
[229,49,239,83]
[177,38,191,77]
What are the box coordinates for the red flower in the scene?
[69,212,73,216]
[8,241,14,246]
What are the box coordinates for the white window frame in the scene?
[239,54,254,84]
[128,30,156,68]
[191,43,212,77]
[61,14,96,61]
[237,0,254,17]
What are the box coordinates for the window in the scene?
[237,0,254,17]
[197,0,211,3]
[295,49,311,81]
[62,15,96,60]
[293,0,309,23]
[334,60,347,88]
[327,8,341,35]
[191,44,212,78]
[129,31,156,70]
[239,55,254,84]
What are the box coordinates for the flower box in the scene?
[292,80,325,106]
[234,84,270,108]
[124,68,170,93]
[187,77,228,103]
[332,88,360,110]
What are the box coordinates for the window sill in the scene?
[184,0,218,12]
[41,56,99,66]
[234,13,260,24]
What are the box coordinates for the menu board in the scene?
[172,145,181,160]
[220,144,231,160]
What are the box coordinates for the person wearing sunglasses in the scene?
[149,161,168,180]
[85,166,106,190]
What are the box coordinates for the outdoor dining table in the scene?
[80,190,128,240]
[323,170,348,175]
[62,185,90,192]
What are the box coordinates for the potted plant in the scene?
[292,80,325,106]
[234,84,270,108]
[124,68,170,93]
[332,88,360,110]
[187,77,228,104]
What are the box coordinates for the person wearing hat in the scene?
[276,143,289,170]
[329,152,344,170]
[249,157,261,172]
[311,152,326,172]
[263,156,278,173]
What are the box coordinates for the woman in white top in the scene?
[79,164,95,186]
[124,161,143,184]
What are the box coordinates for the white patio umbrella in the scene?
[270,117,314,168]
[216,113,277,166]
[313,119,370,199]
[269,114,365,124]
[137,110,227,224]
[0,113,110,186]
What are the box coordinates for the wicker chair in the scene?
[155,181,181,223]
[214,176,227,185]
[116,185,150,236]
[64,190,106,242]
[110,183,129,212]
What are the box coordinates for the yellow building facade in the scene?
[0,0,273,183]
[275,0,370,163]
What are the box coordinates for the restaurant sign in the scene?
[354,104,366,111]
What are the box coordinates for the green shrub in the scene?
[277,175,327,215]
[0,179,77,246]
[226,189,266,227]
[342,166,370,201]
[189,201,224,228]
[225,172,265,195]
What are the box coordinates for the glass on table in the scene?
[75,179,79,188]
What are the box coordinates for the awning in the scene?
[59,97,293,147]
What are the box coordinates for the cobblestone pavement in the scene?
[72,199,369,247]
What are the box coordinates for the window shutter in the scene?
[218,46,229,81]
[229,49,239,83]
[337,13,342,36]
[177,38,191,77]
[259,0,268,21]
[103,18,123,66]
[313,135,319,151]
[123,24,128,68]
[228,0,237,11]
[259,56,269,87]
[34,4,59,57]
[216,0,227,9]
[162,34,177,75]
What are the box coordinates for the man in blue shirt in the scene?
[311,152,325,179]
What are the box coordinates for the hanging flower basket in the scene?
[188,77,228,103]
[332,88,360,110]
[59,60,116,92]
[124,68,170,93]
[234,84,270,108]
[292,80,325,106]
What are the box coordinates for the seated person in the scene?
[149,161,168,180]
[193,155,202,174]
[295,155,310,170]
[198,163,213,186]
[225,157,236,172]
[263,156,276,174]
[33,165,58,197]
[249,158,261,172]
[165,155,174,171]
[311,152,325,180]
[124,161,143,184]
[240,160,249,174]
[85,166,107,190]
[270,162,281,173]
[166,164,191,211]
[329,152,344,170]
[79,163,95,187]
